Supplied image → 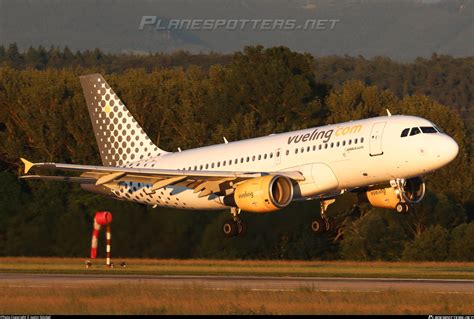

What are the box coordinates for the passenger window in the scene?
[240,158,244,163]
[313,145,316,151]
[258,154,262,160]
[306,146,310,152]
[217,162,220,167]
[264,154,268,159]
[205,164,209,169]
[401,128,409,137]
[223,161,226,167]
[270,153,273,158]
[318,145,322,150]
[421,126,437,134]
[211,163,214,168]
[325,143,328,149]
[354,138,358,144]
[276,151,280,157]
[361,137,364,143]
[301,147,304,153]
[252,155,255,161]
[295,148,298,154]
[348,139,352,145]
[286,150,289,156]
[410,127,421,136]
[246,157,250,162]
[336,141,340,147]
[342,140,346,146]
[330,142,334,148]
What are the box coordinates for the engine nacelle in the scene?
[363,186,400,209]
[359,177,426,209]
[224,175,294,213]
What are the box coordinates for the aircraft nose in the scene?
[441,135,459,164]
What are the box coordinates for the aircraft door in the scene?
[369,122,386,156]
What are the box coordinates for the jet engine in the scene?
[224,175,294,213]
[359,177,425,211]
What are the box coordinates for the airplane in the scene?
[19,73,459,237]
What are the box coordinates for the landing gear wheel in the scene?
[311,218,325,234]
[324,219,334,232]
[395,203,409,213]
[403,203,409,213]
[395,203,404,213]
[222,219,237,237]
[236,220,247,237]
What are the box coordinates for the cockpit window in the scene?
[420,126,437,134]
[433,124,445,133]
[400,128,409,137]
[410,127,421,136]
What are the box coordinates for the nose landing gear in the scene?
[395,202,409,213]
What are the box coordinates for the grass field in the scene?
[1,257,474,279]
[1,282,473,315]
[1,258,473,314]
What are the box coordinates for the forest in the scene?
[0,44,472,260]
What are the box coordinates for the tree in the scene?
[402,225,449,261]
[449,223,474,261]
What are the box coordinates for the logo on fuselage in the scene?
[287,125,362,144]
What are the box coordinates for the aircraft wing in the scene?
[19,158,305,197]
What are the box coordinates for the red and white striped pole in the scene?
[90,211,113,267]
[106,224,111,267]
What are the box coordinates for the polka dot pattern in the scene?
[80,74,167,167]
[110,181,223,210]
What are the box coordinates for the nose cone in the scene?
[440,135,459,165]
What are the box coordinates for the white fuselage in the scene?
[108,115,458,210]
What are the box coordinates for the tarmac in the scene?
[1,273,473,293]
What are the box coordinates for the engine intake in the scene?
[224,175,293,213]
[401,177,425,204]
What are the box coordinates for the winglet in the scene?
[20,158,34,174]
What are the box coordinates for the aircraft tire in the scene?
[223,219,237,237]
[237,220,247,237]
[395,203,405,213]
[311,218,326,234]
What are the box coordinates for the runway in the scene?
[1,273,473,293]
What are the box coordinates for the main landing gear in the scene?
[223,207,247,237]
[311,198,336,234]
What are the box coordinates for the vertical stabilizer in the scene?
[80,73,168,167]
